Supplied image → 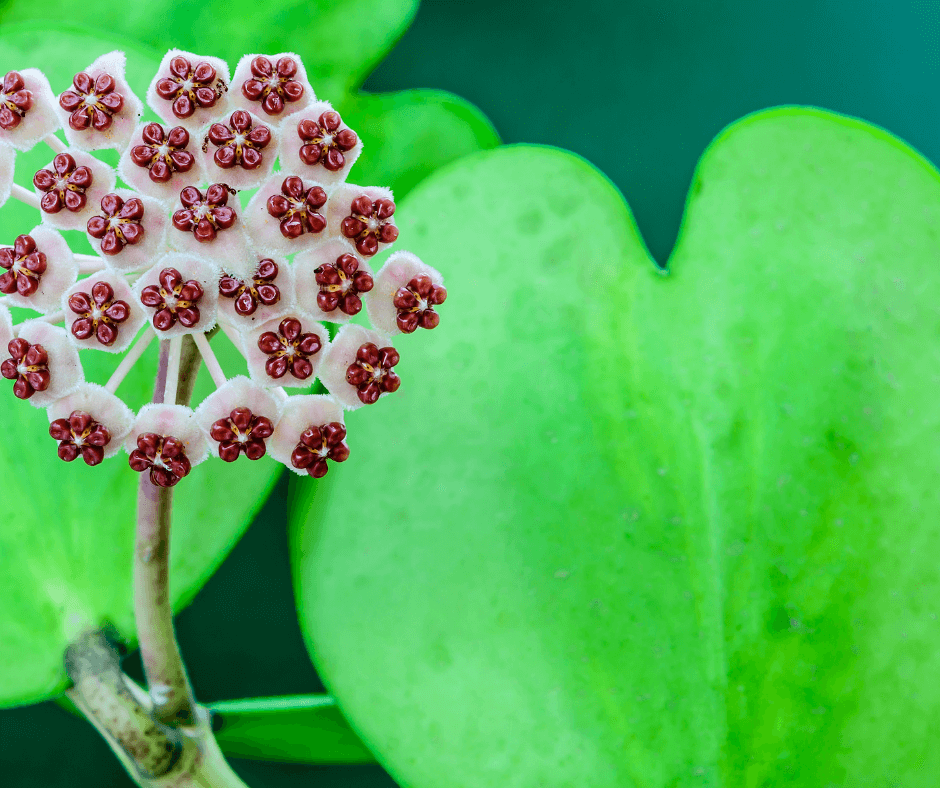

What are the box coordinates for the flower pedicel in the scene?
[0,49,449,487]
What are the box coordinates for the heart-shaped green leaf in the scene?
[337,89,500,198]
[0,29,279,707]
[292,109,940,786]
[0,2,418,99]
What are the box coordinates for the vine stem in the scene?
[135,338,197,727]
[68,329,250,787]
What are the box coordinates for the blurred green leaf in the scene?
[209,695,374,764]
[0,0,418,98]
[291,110,940,786]
[338,89,500,197]
[0,27,280,708]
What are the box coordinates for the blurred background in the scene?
[2,0,939,785]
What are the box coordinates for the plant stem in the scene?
[135,339,197,727]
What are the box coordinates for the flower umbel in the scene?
[0,48,448,486]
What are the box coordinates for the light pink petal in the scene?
[0,302,13,350]
[217,254,295,330]
[193,375,283,452]
[83,189,169,274]
[244,172,332,258]
[201,108,279,191]
[0,143,12,207]
[325,183,398,257]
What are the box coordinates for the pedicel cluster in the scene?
[0,51,448,487]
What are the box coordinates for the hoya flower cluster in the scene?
[0,51,447,487]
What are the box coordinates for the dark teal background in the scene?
[2,0,939,785]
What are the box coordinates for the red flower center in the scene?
[241,56,304,116]
[128,433,192,488]
[209,407,274,462]
[0,234,46,297]
[257,317,322,380]
[208,110,272,170]
[140,268,205,331]
[33,153,93,214]
[266,177,327,239]
[340,196,398,257]
[0,71,33,130]
[219,259,281,317]
[172,184,236,243]
[290,422,350,478]
[49,410,112,466]
[393,274,448,333]
[297,111,358,171]
[130,123,195,183]
[154,56,220,118]
[58,71,124,132]
[86,194,146,256]
[314,253,374,316]
[1,338,50,400]
[68,281,131,346]
[344,342,401,404]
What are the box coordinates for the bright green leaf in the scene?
[0,28,280,710]
[209,695,374,764]
[0,1,418,98]
[292,110,940,786]
[337,89,500,198]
